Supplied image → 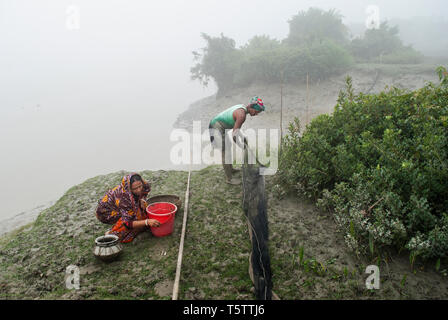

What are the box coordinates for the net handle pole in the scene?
[172,169,191,300]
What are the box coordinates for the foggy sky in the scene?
[0,0,446,220]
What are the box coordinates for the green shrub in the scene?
[283,40,354,81]
[277,69,448,260]
[191,8,355,93]
[373,47,425,64]
[190,33,243,96]
[234,38,286,85]
[350,21,402,61]
[350,21,423,64]
[277,118,302,192]
[235,39,354,86]
[286,7,349,46]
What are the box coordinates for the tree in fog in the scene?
[190,33,242,96]
[285,7,349,46]
[350,21,423,63]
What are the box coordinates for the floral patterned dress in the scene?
[96,173,151,243]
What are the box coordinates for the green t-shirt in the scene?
[210,104,247,129]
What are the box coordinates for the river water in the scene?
[0,89,214,222]
[0,1,220,222]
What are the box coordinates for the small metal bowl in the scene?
[93,234,123,262]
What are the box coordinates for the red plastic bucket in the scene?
[146,202,177,237]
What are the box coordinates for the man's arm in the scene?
[232,108,246,131]
[232,109,247,147]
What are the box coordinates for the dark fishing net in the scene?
[242,149,273,300]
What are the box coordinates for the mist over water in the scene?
[0,1,217,219]
[0,0,446,221]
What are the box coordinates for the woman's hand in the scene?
[146,219,160,227]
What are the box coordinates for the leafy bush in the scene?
[350,22,402,61]
[191,10,425,94]
[301,39,354,79]
[350,21,423,64]
[285,7,349,46]
[192,8,355,94]
[235,39,354,85]
[437,66,448,87]
[373,47,425,64]
[277,69,448,260]
[234,36,285,85]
